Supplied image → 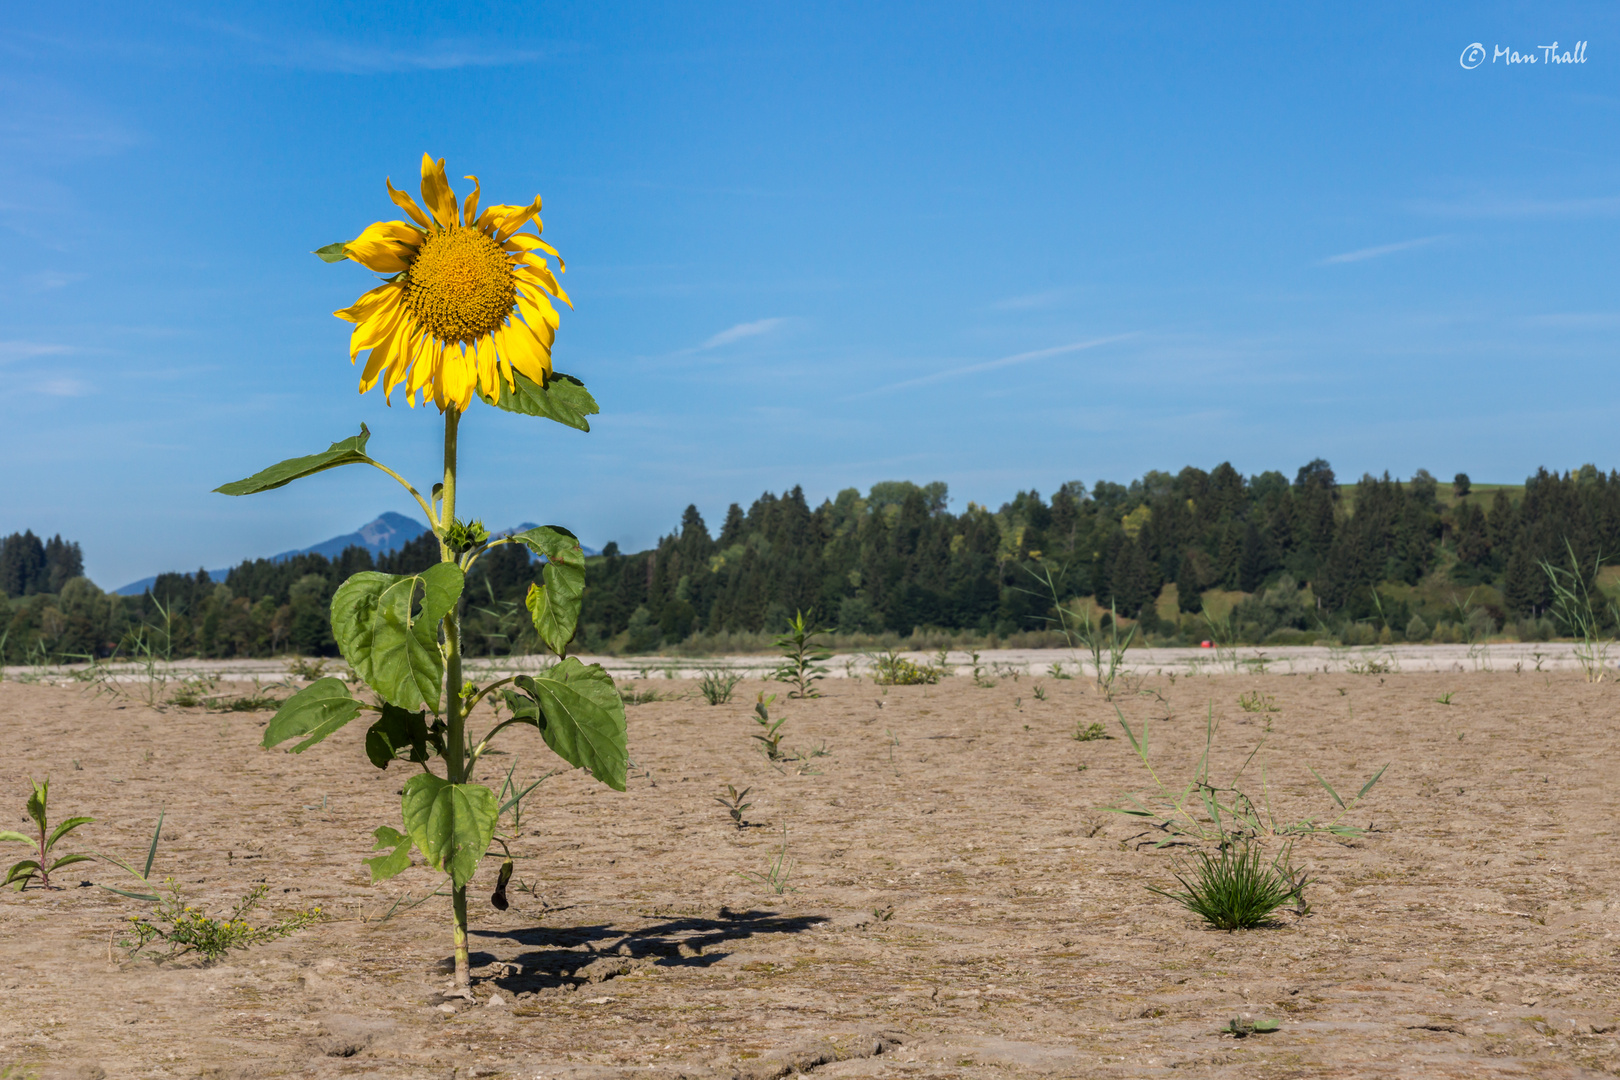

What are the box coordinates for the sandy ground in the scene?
[2,666,1619,1078]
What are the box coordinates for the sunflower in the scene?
[329,154,570,412]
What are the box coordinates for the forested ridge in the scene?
[5,459,1620,662]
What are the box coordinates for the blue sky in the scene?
[3,3,1617,588]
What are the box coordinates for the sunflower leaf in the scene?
[509,659,628,791]
[215,426,374,496]
[261,677,364,751]
[512,526,585,656]
[331,564,464,712]
[314,242,350,263]
[479,371,598,431]
[400,775,498,888]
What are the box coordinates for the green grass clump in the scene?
[1148,840,1309,931]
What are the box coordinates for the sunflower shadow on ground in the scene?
[469,908,827,993]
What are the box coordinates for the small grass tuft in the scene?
[1148,840,1310,931]
[698,668,744,705]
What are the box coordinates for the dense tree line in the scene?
[7,460,1620,662]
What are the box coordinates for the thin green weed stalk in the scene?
[740,825,796,895]
[1104,701,1388,846]
[1539,538,1617,683]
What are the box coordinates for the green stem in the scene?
[365,459,439,530]
[440,406,470,989]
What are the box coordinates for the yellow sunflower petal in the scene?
[445,343,480,411]
[473,203,515,234]
[516,262,571,308]
[386,178,434,230]
[494,197,544,241]
[348,294,410,361]
[474,335,501,401]
[500,318,554,384]
[515,287,561,337]
[344,221,420,274]
[462,175,481,228]
[384,330,427,403]
[419,154,460,230]
[358,316,412,392]
[334,281,401,324]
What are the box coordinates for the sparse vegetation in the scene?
[751,692,787,760]
[2,778,94,891]
[872,650,941,686]
[120,880,322,962]
[698,668,745,705]
[1148,839,1310,931]
[1105,703,1388,846]
[773,610,831,697]
[715,785,753,830]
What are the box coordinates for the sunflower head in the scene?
[327,154,570,412]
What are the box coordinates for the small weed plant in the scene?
[1435,691,1455,706]
[872,650,941,686]
[969,650,995,688]
[122,880,322,962]
[2,778,93,890]
[740,826,796,895]
[773,611,831,698]
[752,692,787,760]
[1148,839,1310,931]
[619,685,662,706]
[1237,691,1279,714]
[1073,721,1109,742]
[1022,563,1134,697]
[715,785,752,830]
[699,668,745,705]
[1540,539,1617,682]
[1105,702,1388,846]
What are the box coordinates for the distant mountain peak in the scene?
[115,513,595,595]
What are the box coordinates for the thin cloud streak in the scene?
[701,317,790,349]
[1318,236,1442,265]
[848,334,1138,399]
[1408,194,1620,219]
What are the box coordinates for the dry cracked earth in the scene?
[2,664,1619,1078]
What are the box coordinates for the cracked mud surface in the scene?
[2,667,1619,1077]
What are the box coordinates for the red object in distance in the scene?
[1200,640,1213,648]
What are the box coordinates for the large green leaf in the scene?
[510,659,627,791]
[514,526,586,656]
[331,564,464,711]
[261,678,363,751]
[478,370,598,431]
[214,426,375,495]
[364,825,414,882]
[364,705,430,769]
[400,774,498,888]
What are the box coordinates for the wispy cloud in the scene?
[990,288,1074,311]
[33,377,91,397]
[1318,236,1443,265]
[1523,311,1620,329]
[700,317,791,349]
[1407,194,1620,219]
[0,340,73,363]
[849,334,1138,399]
[198,20,563,74]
